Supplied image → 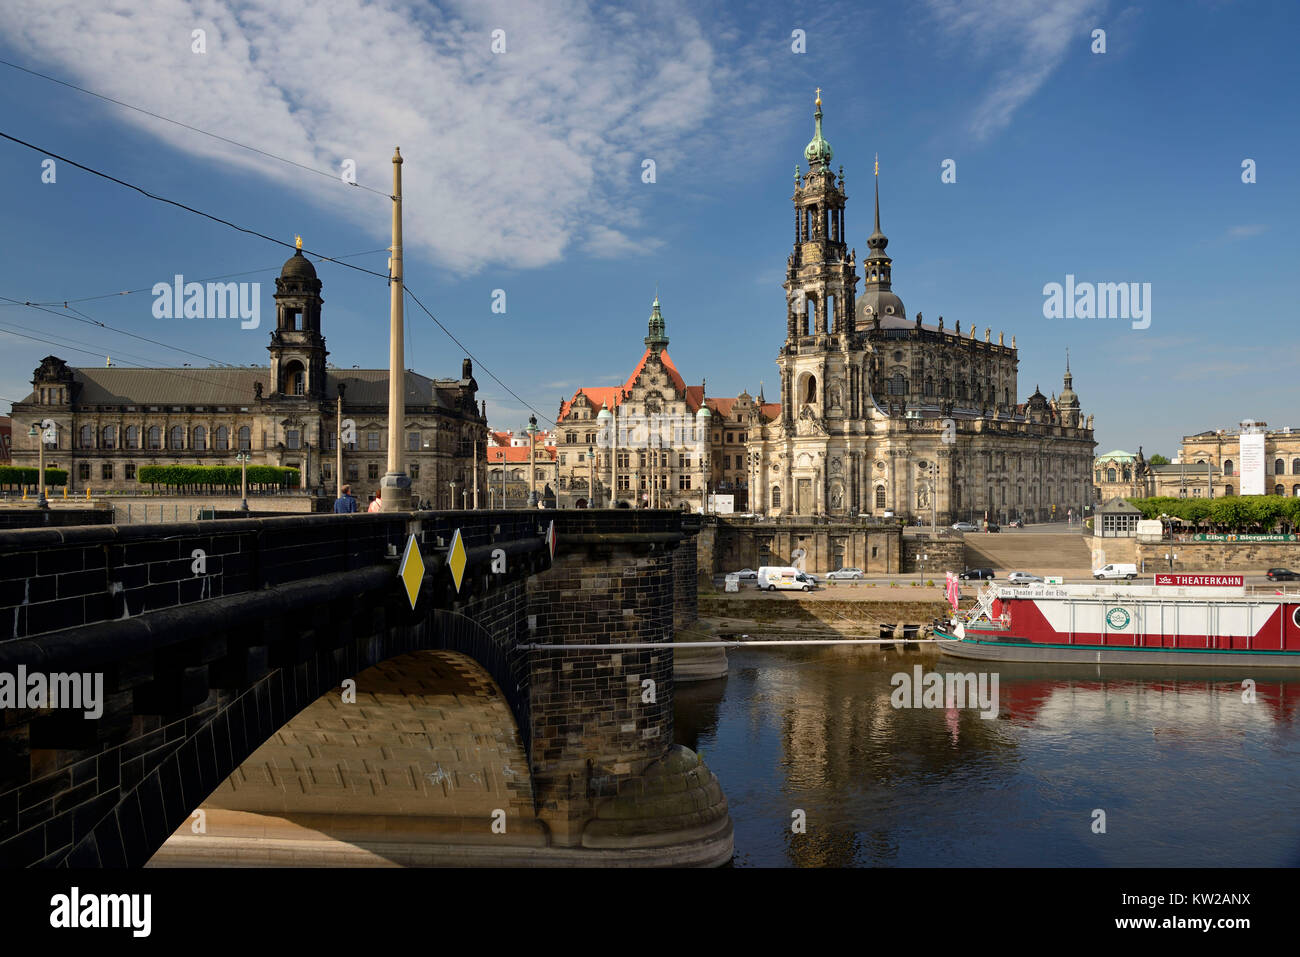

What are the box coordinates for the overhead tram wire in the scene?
[0,57,391,198]
[0,295,239,369]
[403,285,556,429]
[0,131,392,282]
[0,131,551,433]
[0,248,388,369]
[0,248,390,308]
[0,299,283,398]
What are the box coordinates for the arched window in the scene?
[1275,484,1285,496]
[924,377,933,396]
[125,426,138,449]
[193,426,206,451]
[1223,459,1234,476]
[170,426,185,450]
[1094,469,1101,484]
[102,426,115,449]
[875,486,886,509]
[1225,485,1234,496]
[238,426,251,451]
[79,425,93,449]
[890,373,906,395]
[805,375,817,404]
[491,469,502,481]
[1107,468,1116,482]
[771,485,781,508]
[282,360,306,396]
[1293,484,1300,497]
[1276,459,1287,475]
[215,426,229,450]
[148,426,161,450]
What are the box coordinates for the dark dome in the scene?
[281,248,317,280]
[856,290,908,329]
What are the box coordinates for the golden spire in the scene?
[295,235,303,249]
[815,87,821,106]
[874,153,879,177]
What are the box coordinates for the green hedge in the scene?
[136,464,300,491]
[1127,495,1300,529]
[0,466,68,488]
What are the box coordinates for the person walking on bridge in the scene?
[367,490,383,513]
[333,484,359,513]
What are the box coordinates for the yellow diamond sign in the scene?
[398,533,425,609]
[446,527,467,593]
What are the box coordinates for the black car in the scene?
[958,568,995,580]
[1267,568,1298,581]
[986,523,1000,533]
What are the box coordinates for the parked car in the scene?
[986,522,1001,533]
[826,567,865,580]
[1266,568,1298,581]
[731,568,758,580]
[958,568,995,581]
[1093,563,1137,581]
[1009,519,1024,528]
[1006,571,1043,584]
[952,521,978,532]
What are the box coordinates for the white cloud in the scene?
[924,0,1107,141]
[0,0,736,275]
[1224,224,1267,241]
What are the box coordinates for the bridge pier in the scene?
[525,512,731,860]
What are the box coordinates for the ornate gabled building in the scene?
[750,93,1096,524]
[9,249,486,507]
[553,296,713,509]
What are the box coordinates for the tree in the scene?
[1148,453,1170,467]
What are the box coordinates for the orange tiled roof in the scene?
[487,445,556,463]
[559,347,702,422]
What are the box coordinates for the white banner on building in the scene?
[1239,431,1266,495]
[707,494,734,514]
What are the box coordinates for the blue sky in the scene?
[1,0,1296,458]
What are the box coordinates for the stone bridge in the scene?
[0,509,731,867]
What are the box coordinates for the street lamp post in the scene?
[235,453,250,511]
[27,424,49,509]
[526,415,538,508]
[380,146,412,512]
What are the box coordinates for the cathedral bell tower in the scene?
[268,238,328,399]
[778,91,859,433]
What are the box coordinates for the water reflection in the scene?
[674,647,1300,867]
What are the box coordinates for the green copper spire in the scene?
[803,88,833,168]
[645,293,669,354]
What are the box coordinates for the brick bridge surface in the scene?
[0,509,731,867]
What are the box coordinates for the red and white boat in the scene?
[935,574,1300,668]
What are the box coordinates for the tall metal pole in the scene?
[472,439,479,509]
[336,387,343,498]
[610,408,617,507]
[380,146,411,510]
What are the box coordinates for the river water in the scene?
[673,647,1300,867]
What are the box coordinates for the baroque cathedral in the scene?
[749,93,1096,524]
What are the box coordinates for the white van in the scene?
[758,566,816,592]
[1093,563,1137,581]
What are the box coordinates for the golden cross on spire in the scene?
[874,153,879,176]
[815,87,822,106]
[295,234,303,249]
